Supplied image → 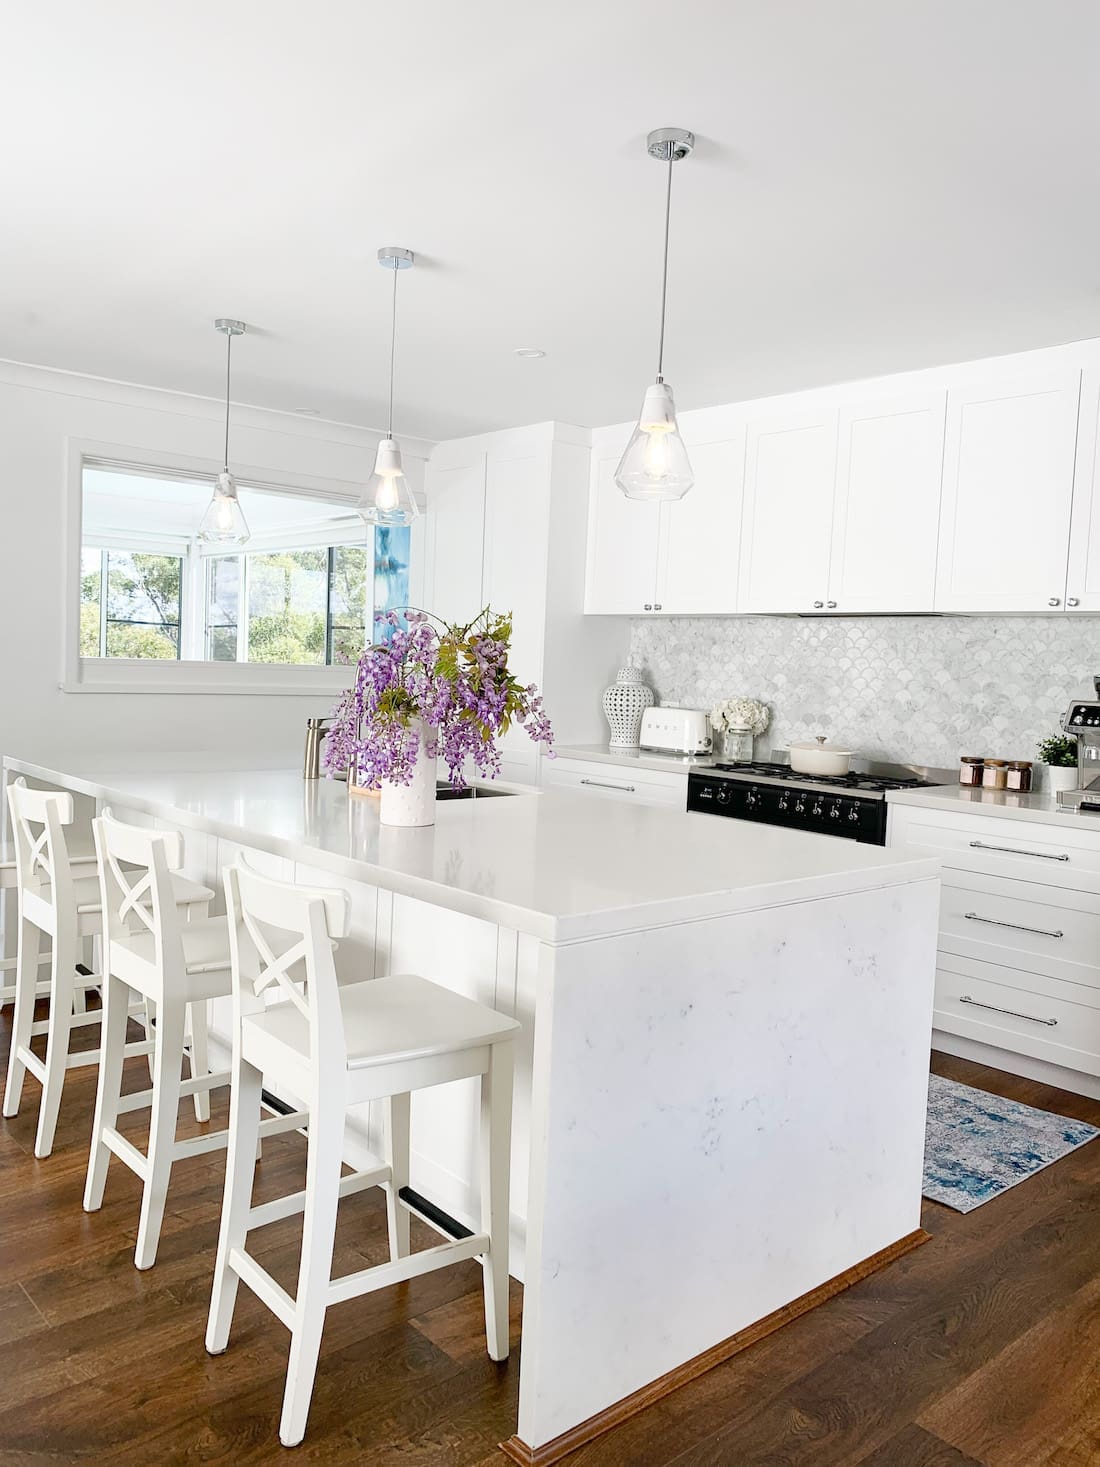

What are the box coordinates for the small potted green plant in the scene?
[1037,733,1078,795]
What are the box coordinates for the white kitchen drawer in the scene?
[543,757,688,809]
[939,870,1100,990]
[889,804,1100,894]
[935,952,1100,1076]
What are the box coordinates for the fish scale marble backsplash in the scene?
[628,616,1100,770]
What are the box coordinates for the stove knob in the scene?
[745,789,758,808]
[847,807,860,822]
[794,798,806,814]
[828,803,841,820]
[811,801,824,817]
[717,785,732,805]
[777,794,789,811]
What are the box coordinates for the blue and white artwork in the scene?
[373,526,410,644]
[922,1073,1098,1212]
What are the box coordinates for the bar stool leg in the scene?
[279,1097,344,1448]
[206,1055,264,1356]
[34,928,78,1159]
[383,1092,411,1260]
[83,972,131,1212]
[187,1000,211,1124]
[480,1041,513,1362]
[134,997,186,1270]
[2,917,40,1118]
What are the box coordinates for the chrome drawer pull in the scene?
[959,994,1058,1026]
[968,839,1069,862]
[580,778,636,793]
[963,912,1064,939]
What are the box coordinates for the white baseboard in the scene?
[933,1029,1100,1102]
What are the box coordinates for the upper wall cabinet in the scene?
[1066,370,1100,612]
[737,408,837,613]
[424,453,488,627]
[934,370,1082,612]
[827,392,946,613]
[584,427,746,615]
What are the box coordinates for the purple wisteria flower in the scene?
[322,607,555,792]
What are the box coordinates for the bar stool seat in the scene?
[206,862,520,1449]
[116,915,239,997]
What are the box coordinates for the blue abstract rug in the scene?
[923,1073,1099,1213]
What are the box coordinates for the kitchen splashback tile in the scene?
[628,616,1098,769]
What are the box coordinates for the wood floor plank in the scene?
[858,1422,986,1465]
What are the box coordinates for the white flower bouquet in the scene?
[710,696,770,736]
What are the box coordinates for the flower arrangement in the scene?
[1037,733,1077,768]
[710,697,770,737]
[323,607,554,791]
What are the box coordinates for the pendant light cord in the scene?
[388,260,398,438]
[655,149,674,383]
[223,328,232,472]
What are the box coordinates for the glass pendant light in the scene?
[198,318,251,545]
[615,127,696,503]
[360,247,420,528]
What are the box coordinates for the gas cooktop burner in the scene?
[710,762,936,795]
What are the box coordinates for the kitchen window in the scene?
[67,453,415,694]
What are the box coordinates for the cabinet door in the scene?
[426,453,488,626]
[656,429,746,614]
[738,408,837,613]
[584,450,661,614]
[827,392,946,613]
[935,371,1080,612]
[1066,370,1100,612]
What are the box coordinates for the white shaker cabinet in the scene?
[934,369,1081,612]
[826,392,946,613]
[583,445,662,613]
[1066,370,1100,612]
[423,452,488,627]
[737,408,837,613]
[656,430,746,614]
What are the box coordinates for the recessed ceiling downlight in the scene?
[514,347,546,358]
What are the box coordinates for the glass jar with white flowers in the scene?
[710,697,770,764]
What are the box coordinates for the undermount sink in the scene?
[435,782,516,801]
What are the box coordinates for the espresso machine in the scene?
[1059,681,1100,810]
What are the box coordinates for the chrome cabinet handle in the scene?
[968,839,1069,861]
[959,994,1058,1026]
[826,600,837,609]
[643,603,653,611]
[654,603,663,611]
[963,911,1064,939]
[580,778,636,793]
[1049,596,1061,607]
[812,600,824,609]
[1068,597,1081,608]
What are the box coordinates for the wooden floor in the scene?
[0,1006,1098,1467]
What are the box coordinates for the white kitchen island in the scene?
[3,756,940,1464]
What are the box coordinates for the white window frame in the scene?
[62,438,373,696]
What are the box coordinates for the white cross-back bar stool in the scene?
[84,811,307,1270]
[206,861,520,1449]
[3,780,214,1158]
[1,839,96,1009]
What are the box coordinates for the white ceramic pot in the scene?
[379,719,438,827]
[789,736,854,777]
[1043,764,1079,795]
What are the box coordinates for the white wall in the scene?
[0,361,433,765]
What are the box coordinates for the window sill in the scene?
[62,660,355,697]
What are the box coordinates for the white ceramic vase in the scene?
[602,665,654,749]
[1043,764,1079,795]
[379,719,438,827]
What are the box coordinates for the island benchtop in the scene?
[5,757,939,943]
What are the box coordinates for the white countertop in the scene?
[887,781,1100,832]
[7,757,938,943]
[554,743,717,776]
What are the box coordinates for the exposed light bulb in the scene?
[198,471,250,544]
[614,382,694,502]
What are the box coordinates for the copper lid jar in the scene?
[982,759,1008,790]
[1006,760,1033,792]
[959,756,984,787]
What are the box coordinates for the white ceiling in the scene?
[4,0,1100,442]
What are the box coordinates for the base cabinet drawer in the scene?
[935,954,1100,1076]
[542,758,688,809]
[939,872,1100,989]
[889,805,1100,894]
